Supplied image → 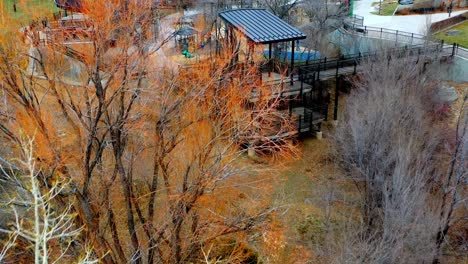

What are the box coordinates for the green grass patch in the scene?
[371,1,399,16]
[0,0,59,25]
[434,21,468,48]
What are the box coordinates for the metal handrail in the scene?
[343,17,440,47]
[298,42,442,75]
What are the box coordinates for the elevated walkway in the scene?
[263,40,461,138]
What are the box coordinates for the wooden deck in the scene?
[249,72,312,101]
[316,66,356,80]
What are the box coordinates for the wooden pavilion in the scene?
[218,8,306,81]
[218,9,329,137]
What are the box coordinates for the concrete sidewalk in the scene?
[353,0,466,34]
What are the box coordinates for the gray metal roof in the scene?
[175,26,199,36]
[219,9,306,44]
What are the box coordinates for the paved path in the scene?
[354,0,466,34]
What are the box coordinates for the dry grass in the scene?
[258,133,360,263]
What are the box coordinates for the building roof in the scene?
[175,26,199,37]
[219,9,306,44]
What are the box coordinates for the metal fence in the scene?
[441,44,468,59]
[364,26,429,45]
[297,41,444,80]
[344,14,364,28]
[453,45,468,59]
[344,22,433,46]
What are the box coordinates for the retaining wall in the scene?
[430,11,468,32]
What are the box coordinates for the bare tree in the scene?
[333,52,442,263]
[0,136,97,264]
[300,0,347,56]
[259,0,300,19]
[0,0,295,263]
[433,93,467,263]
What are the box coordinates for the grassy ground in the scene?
[0,0,59,25]
[266,133,360,263]
[434,21,468,48]
[371,1,399,16]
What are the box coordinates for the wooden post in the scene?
[317,72,322,101]
[268,42,272,77]
[334,75,340,121]
[334,59,341,121]
[290,40,295,86]
[317,59,321,80]
[335,59,339,79]
[300,78,304,95]
[309,110,313,132]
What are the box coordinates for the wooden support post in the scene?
[290,40,295,86]
[335,59,339,79]
[309,110,313,132]
[304,91,309,107]
[317,60,321,80]
[324,81,331,121]
[334,75,340,121]
[224,23,229,52]
[268,42,272,77]
[318,73,323,100]
[300,81,304,96]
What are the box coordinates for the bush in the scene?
[295,214,325,244]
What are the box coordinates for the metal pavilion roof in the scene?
[219,9,306,44]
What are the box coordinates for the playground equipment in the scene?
[182,49,194,58]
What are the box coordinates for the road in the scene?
[353,0,466,34]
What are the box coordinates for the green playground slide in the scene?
[182,49,194,58]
